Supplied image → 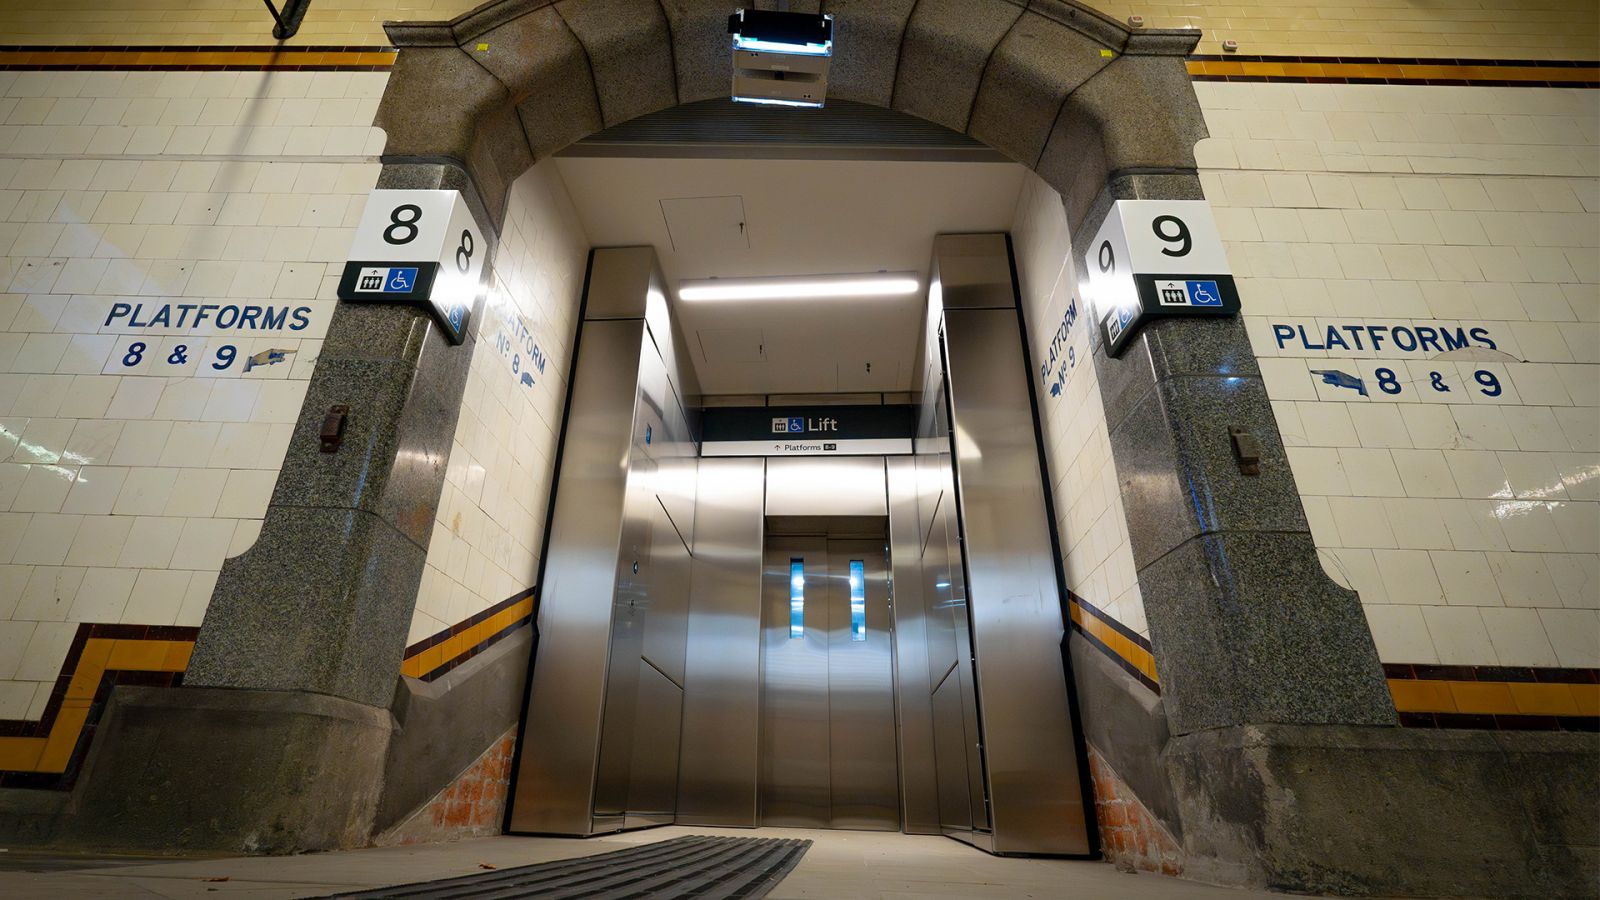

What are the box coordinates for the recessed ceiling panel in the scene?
[698,327,766,364]
[661,196,750,254]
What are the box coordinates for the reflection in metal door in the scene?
[760,524,899,831]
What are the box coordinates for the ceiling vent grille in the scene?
[560,99,1004,162]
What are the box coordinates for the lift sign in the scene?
[352,266,419,294]
[772,416,836,433]
[704,406,913,456]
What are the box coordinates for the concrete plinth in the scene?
[57,687,394,854]
[1165,724,1600,897]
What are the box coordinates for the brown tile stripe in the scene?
[1067,592,1160,694]
[0,623,196,780]
[1188,55,1598,87]
[0,46,1588,84]
[0,45,395,71]
[401,587,536,682]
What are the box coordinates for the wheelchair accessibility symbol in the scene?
[1186,280,1222,306]
[387,268,416,292]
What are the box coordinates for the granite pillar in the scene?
[1051,90,1599,898]
[1071,174,1396,737]
[184,162,493,710]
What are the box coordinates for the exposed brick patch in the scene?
[375,728,515,846]
[1088,745,1185,877]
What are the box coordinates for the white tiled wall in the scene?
[409,161,587,645]
[0,69,388,719]
[1012,172,1147,637]
[1198,82,1600,668]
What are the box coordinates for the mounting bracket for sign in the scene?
[1083,200,1240,358]
[261,0,311,39]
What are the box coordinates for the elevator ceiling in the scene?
[552,156,1026,396]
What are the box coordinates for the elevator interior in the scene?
[508,237,1092,856]
[760,515,897,831]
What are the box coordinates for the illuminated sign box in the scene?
[701,405,913,457]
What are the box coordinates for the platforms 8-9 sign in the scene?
[1082,200,1240,358]
[337,189,487,345]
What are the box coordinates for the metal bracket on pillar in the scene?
[262,0,311,39]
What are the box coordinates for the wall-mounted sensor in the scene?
[1222,39,1240,52]
[1127,15,1145,27]
[728,9,834,108]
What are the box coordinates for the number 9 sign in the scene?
[1082,199,1237,358]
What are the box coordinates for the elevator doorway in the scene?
[760,516,898,831]
[510,243,1093,855]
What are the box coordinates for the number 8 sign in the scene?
[338,189,487,345]
[1082,200,1239,358]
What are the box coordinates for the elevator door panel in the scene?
[760,534,899,831]
[592,476,651,822]
[920,491,959,685]
[626,658,684,824]
[931,670,973,833]
[827,540,898,830]
[919,374,989,837]
[760,537,830,827]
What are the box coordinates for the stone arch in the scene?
[184,0,1227,720]
[156,0,1404,865]
[375,0,1205,230]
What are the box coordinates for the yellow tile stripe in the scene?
[1063,594,1599,719]
[0,638,192,774]
[1068,598,1160,685]
[1390,678,1600,718]
[400,596,535,680]
[1187,59,1599,85]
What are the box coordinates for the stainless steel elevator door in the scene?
[760,526,899,831]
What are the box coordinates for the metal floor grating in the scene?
[322,835,812,899]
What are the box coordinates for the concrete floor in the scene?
[0,826,1284,899]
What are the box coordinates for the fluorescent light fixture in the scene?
[729,9,833,108]
[730,95,823,109]
[733,35,832,56]
[679,273,920,302]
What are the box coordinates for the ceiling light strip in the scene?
[678,273,920,301]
